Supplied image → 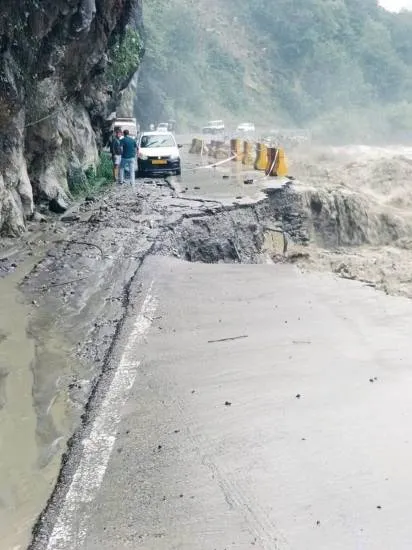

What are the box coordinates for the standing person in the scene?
[119,129,137,185]
[110,127,122,182]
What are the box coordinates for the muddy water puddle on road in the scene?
[0,259,81,549]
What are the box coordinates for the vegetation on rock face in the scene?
[108,28,144,87]
[0,0,143,236]
[137,0,412,141]
[69,153,113,197]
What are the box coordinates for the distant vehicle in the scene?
[157,122,169,132]
[202,120,225,134]
[104,116,139,151]
[137,131,182,176]
[237,122,255,133]
[112,117,139,138]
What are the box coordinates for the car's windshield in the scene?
[140,135,175,148]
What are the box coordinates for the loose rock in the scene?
[49,197,69,214]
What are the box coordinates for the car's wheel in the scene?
[176,168,181,176]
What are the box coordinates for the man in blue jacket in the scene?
[119,129,137,185]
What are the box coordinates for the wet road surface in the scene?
[43,255,412,549]
[0,257,77,550]
[1,147,270,549]
[176,136,286,203]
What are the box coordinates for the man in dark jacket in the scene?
[110,127,123,182]
[119,129,137,185]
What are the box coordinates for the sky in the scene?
[379,0,412,11]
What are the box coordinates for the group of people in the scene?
[110,127,138,185]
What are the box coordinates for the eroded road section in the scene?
[33,255,412,549]
[4,143,412,548]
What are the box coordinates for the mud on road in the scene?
[2,143,412,548]
[0,173,275,549]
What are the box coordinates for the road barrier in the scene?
[230,138,243,161]
[189,138,206,154]
[242,141,255,166]
[276,148,288,176]
[188,136,289,177]
[266,147,288,177]
[255,142,268,171]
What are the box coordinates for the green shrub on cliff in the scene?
[108,28,143,86]
[69,153,113,197]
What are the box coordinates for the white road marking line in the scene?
[46,284,157,550]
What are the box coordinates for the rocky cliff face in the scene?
[0,0,142,236]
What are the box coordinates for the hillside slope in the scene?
[136,0,412,140]
[136,0,274,130]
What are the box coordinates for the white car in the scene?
[156,122,169,132]
[202,120,225,134]
[237,122,255,133]
[137,131,182,176]
[113,117,139,138]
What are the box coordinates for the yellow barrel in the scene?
[255,142,268,171]
[265,148,278,176]
[265,147,288,176]
[230,138,243,161]
[189,138,203,154]
[242,141,254,165]
[276,148,288,176]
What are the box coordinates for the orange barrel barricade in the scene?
[265,148,278,176]
[242,141,255,166]
[255,142,268,171]
[265,147,288,176]
[276,148,288,176]
[230,138,243,161]
[189,138,205,154]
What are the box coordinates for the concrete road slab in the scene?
[58,258,412,549]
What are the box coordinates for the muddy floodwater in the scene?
[0,259,80,549]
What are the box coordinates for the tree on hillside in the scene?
[136,0,412,140]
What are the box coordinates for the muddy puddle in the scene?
[0,258,82,549]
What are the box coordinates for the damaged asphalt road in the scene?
[1,173,273,550]
[3,166,412,549]
[31,255,412,550]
